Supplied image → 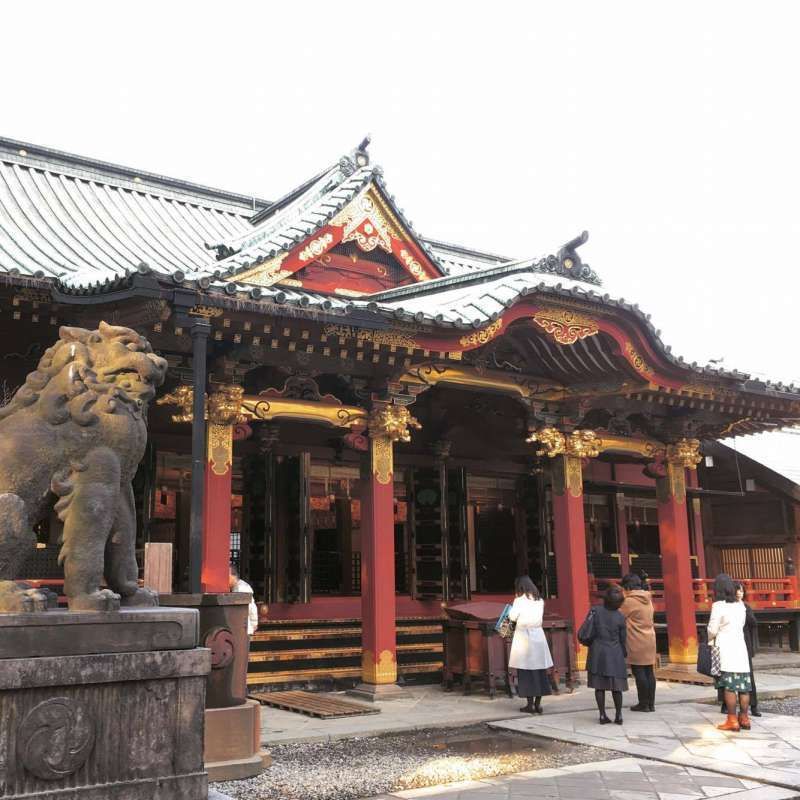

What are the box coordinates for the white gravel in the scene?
[212,725,622,800]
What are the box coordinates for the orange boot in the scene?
[738,713,751,730]
[717,714,740,732]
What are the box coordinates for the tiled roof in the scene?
[0,136,798,401]
[0,137,521,289]
[0,137,257,283]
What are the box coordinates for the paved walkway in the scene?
[491,703,800,793]
[261,668,800,745]
[368,758,798,799]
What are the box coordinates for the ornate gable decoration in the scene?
[228,185,442,292]
[532,307,599,345]
[331,191,395,253]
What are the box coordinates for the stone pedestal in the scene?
[348,682,409,702]
[0,607,210,800]
[160,593,270,781]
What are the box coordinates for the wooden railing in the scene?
[589,575,800,611]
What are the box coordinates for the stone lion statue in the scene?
[0,322,167,612]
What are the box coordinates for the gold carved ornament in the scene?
[188,305,224,319]
[228,252,290,289]
[206,387,244,477]
[459,317,504,348]
[331,190,398,253]
[624,341,656,380]
[367,405,421,485]
[298,232,334,263]
[657,438,702,504]
[207,423,233,476]
[241,397,366,430]
[157,385,195,423]
[525,427,601,459]
[526,426,566,457]
[567,429,602,459]
[208,385,245,427]
[362,649,397,684]
[323,323,419,350]
[159,386,245,476]
[527,428,601,498]
[532,309,599,346]
[398,248,429,281]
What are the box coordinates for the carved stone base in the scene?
[0,609,210,799]
[205,699,271,781]
[347,682,410,702]
[159,594,268,782]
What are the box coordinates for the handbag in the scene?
[697,641,721,677]
[495,604,516,640]
[577,608,596,646]
[498,617,516,640]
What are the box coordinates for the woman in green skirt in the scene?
[708,573,752,732]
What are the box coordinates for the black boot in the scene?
[520,697,534,713]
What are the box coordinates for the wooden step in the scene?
[246,660,443,686]
[249,642,443,663]
[252,624,442,642]
[249,690,380,718]
[258,616,441,627]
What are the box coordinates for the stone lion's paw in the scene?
[120,587,159,608]
[70,589,122,612]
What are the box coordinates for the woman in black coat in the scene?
[586,585,629,724]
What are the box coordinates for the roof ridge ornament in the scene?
[557,231,593,281]
[355,135,370,160]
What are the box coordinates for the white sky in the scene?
[2,1,798,479]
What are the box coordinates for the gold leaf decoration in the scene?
[298,232,334,262]
[331,190,397,253]
[665,438,702,469]
[398,248,428,281]
[323,323,419,350]
[459,318,503,348]
[624,341,656,378]
[532,308,599,345]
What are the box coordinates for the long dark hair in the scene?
[604,585,624,610]
[714,573,736,603]
[514,575,540,599]
[621,573,642,591]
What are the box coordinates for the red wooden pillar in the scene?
[615,491,631,576]
[657,444,700,665]
[355,404,420,699]
[202,422,233,592]
[552,454,591,669]
[201,387,243,593]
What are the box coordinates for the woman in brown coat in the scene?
[620,573,657,711]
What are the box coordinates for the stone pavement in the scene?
[367,758,799,799]
[261,668,800,745]
[491,703,800,793]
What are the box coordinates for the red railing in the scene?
[589,575,799,612]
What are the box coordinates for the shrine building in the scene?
[2,135,799,690]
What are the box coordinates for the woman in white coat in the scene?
[708,573,752,732]
[508,576,554,714]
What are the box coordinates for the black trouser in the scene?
[631,664,656,708]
